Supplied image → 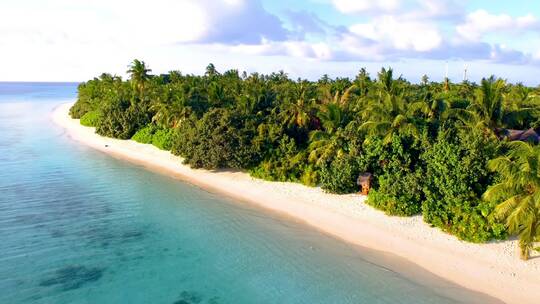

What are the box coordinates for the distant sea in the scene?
[0,82,497,303]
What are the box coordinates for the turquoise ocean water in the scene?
[0,82,499,304]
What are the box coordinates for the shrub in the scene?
[80,111,100,127]
[70,73,122,118]
[132,124,156,144]
[360,135,424,216]
[250,122,309,183]
[132,124,175,151]
[250,135,309,183]
[95,99,150,139]
[151,128,174,150]
[320,155,360,194]
[70,101,93,119]
[171,109,257,169]
[368,169,423,216]
[300,165,319,187]
[420,128,505,242]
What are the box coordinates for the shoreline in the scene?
[53,102,540,304]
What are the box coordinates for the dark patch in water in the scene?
[122,230,144,240]
[50,229,64,238]
[82,226,147,249]
[13,213,43,225]
[39,265,104,291]
[173,291,202,304]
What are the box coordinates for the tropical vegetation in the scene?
[70,60,540,259]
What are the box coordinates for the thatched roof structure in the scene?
[498,128,540,144]
[357,173,372,185]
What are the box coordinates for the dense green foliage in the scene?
[71,59,540,253]
[79,110,100,127]
[484,141,540,259]
[421,129,505,242]
[131,124,155,144]
[132,124,174,150]
[363,135,424,216]
[320,154,360,194]
[95,99,149,139]
[171,108,258,169]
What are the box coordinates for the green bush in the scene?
[70,101,93,119]
[250,135,309,183]
[70,73,122,118]
[171,109,257,169]
[366,189,399,214]
[96,99,150,139]
[420,129,505,242]
[300,165,319,187]
[132,124,156,144]
[360,135,424,216]
[368,170,423,216]
[152,128,174,150]
[320,155,360,194]
[132,124,174,151]
[80,111,100,127]
[250,123,301,182]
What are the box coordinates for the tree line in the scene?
[71,59,540,259]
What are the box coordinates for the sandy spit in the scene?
[53,102,540,304]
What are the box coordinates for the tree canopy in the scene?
[71,59,540,259]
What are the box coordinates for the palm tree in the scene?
[483,141,540,260]
[319,85,357,107]
[469,76,505,129]
[452,76,538,132]
[205,63,219,78]
[409,95,449,123]
[151,96,191,128]
[377,67,394,95]
[308,129,346,165]
[317,103,347,132]
[354,68,372,97]
[127,59,151,97]
[308,103,349,165]
[359,93,420,143]
[457,80,475,100]
[502,84,540,129]
[280,87,315,129]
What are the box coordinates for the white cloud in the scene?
[456,10,539,41]
[0,0,287,47]
[331,0,400,14]
[349,16,442,52]
[535,50,540,61]
[415,0,465,18]
[0,0,211,46]
[330,0,465,17]
[0,0,539,82]
[0,0,288,80]
[217,39,333,60]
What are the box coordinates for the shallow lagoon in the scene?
[0,83,499,303]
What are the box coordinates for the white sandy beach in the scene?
[53,102,540,304]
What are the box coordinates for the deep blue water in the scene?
[0,82,500,304]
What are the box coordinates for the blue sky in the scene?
[1,0,539,84]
